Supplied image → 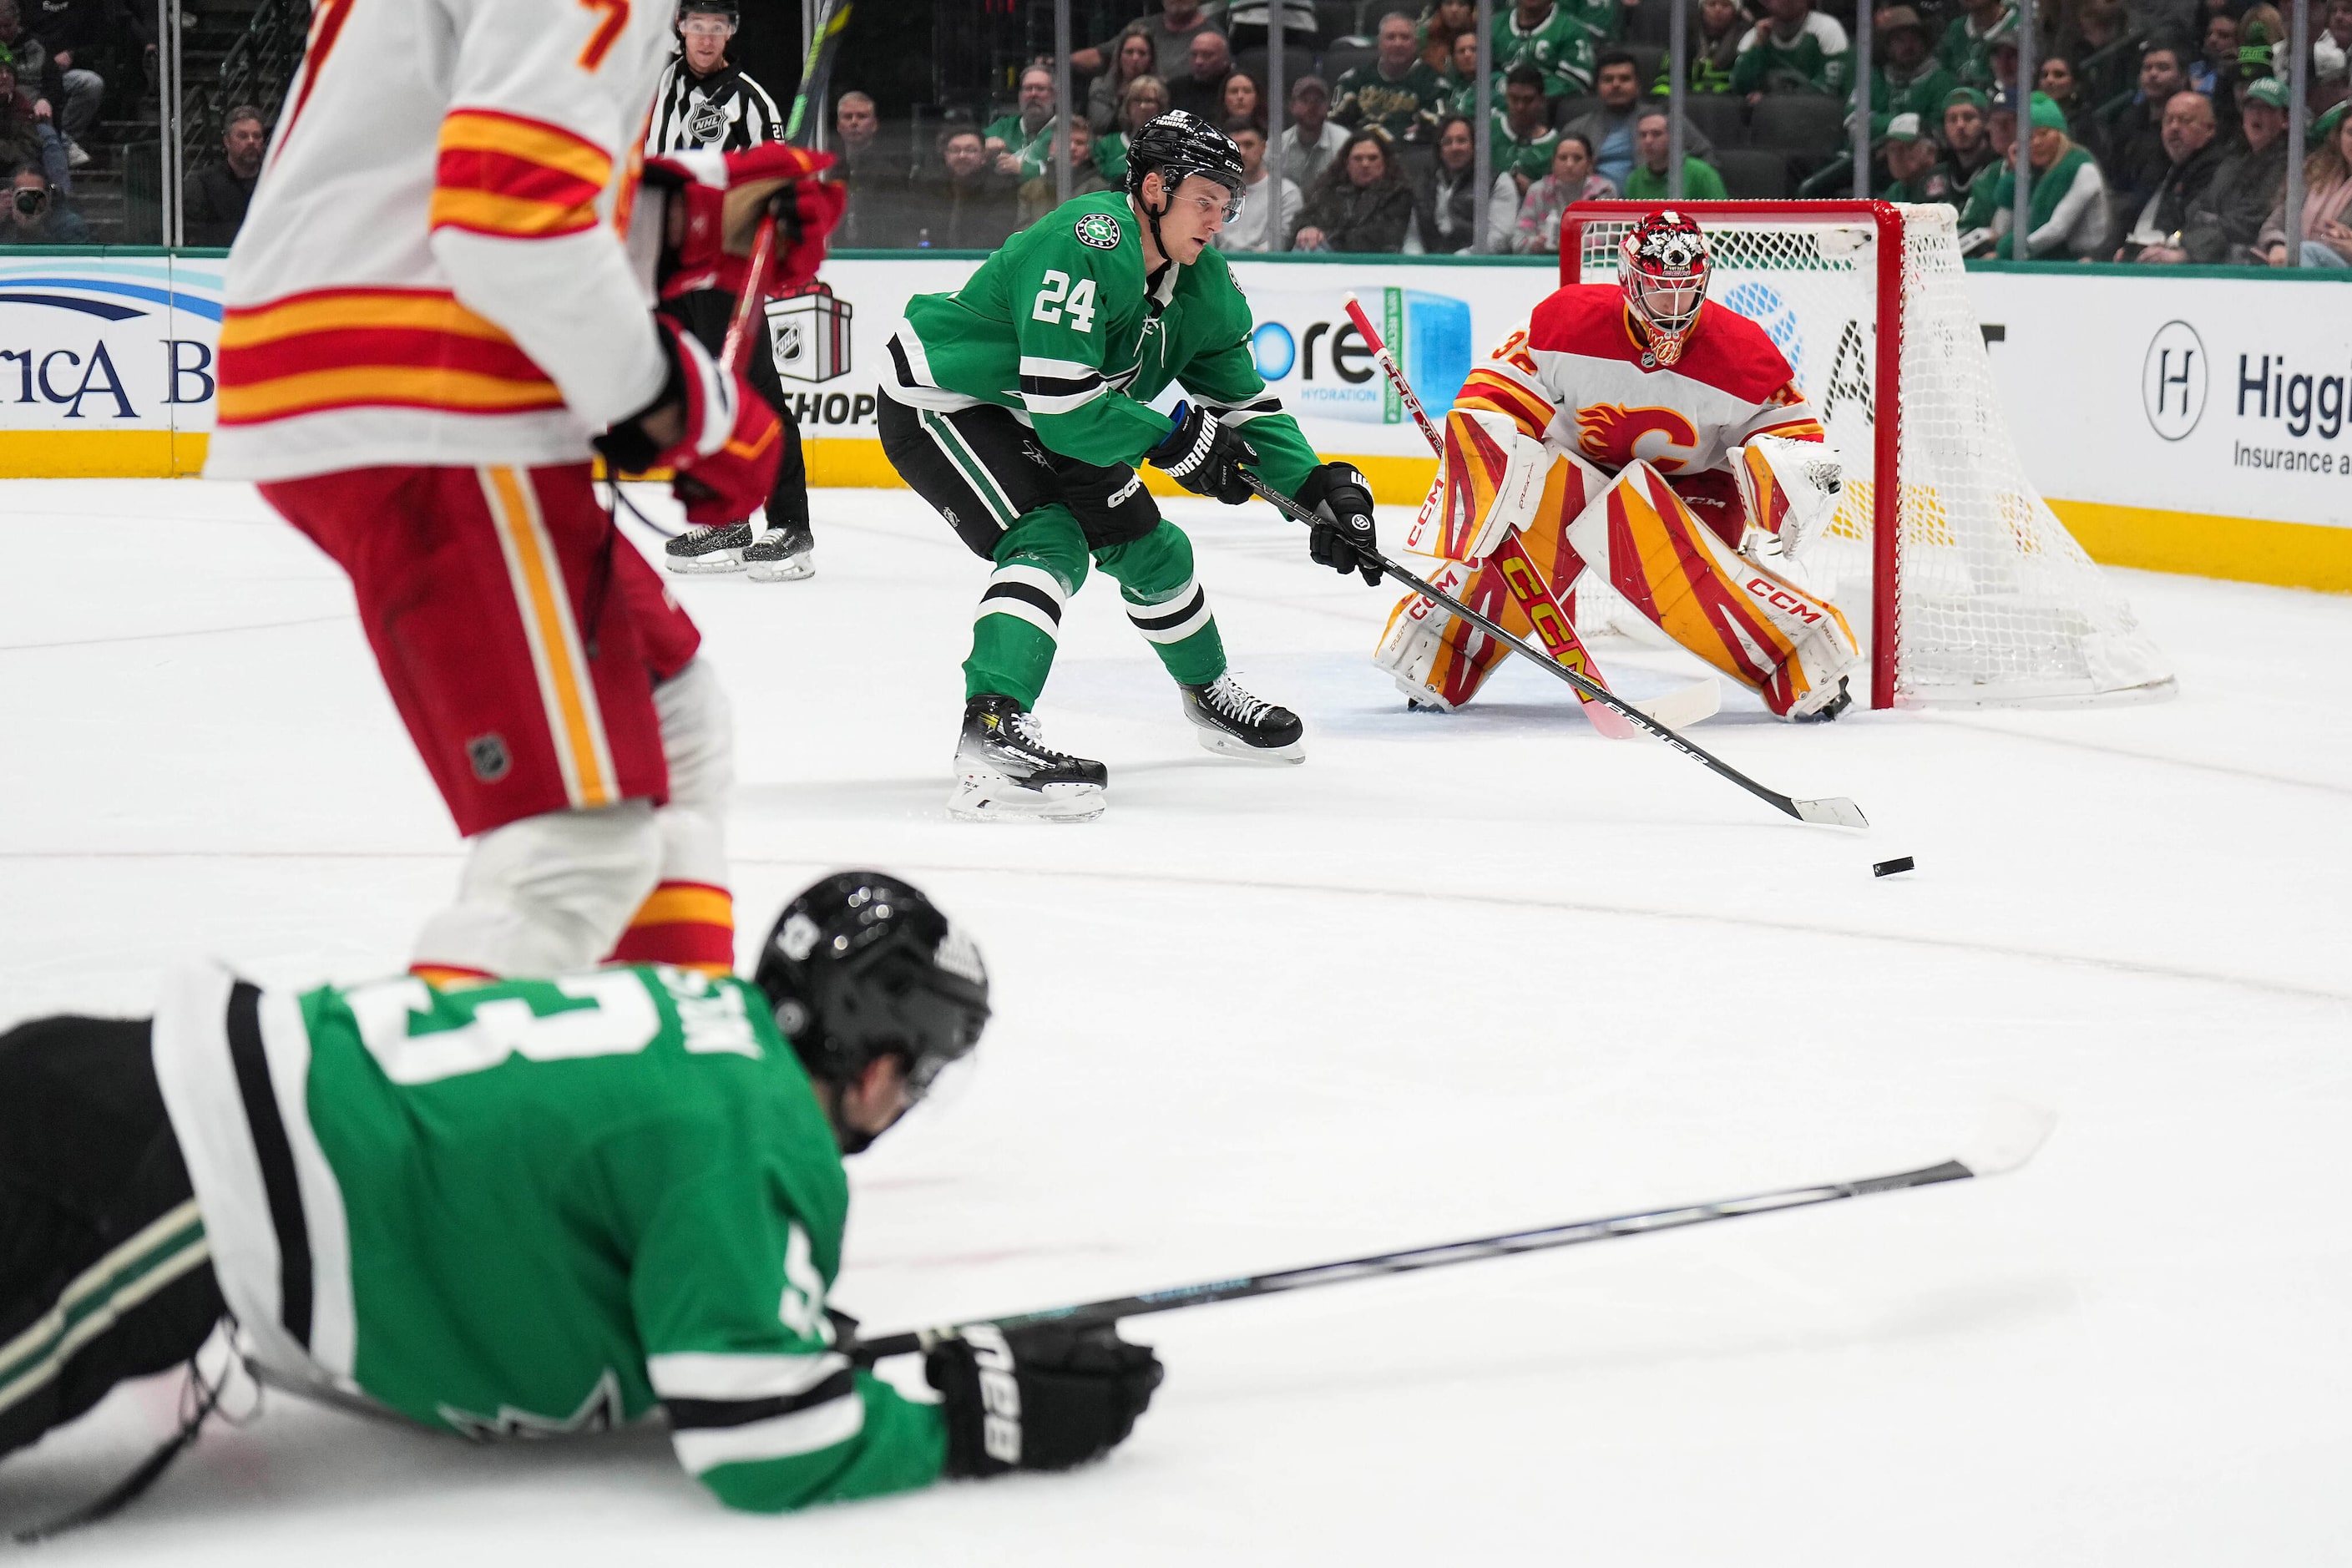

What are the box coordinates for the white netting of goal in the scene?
[1567,203,2173,707]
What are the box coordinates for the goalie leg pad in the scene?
[1372,558,1515,711]
[1426,409,1552,563]
[1564,463,1862,719]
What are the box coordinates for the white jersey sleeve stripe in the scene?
[670,1395,866,1474]
[647,1351,847,1401]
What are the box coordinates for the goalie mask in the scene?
[1618,210,1712,367]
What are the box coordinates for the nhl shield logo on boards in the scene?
[1075,212,1122,250]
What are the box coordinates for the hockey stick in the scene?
[718,0,853,375]
[1246,473,1866,827]
[1340,294,1719,739]
[850,1102,2053,1361]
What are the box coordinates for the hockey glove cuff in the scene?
[1149,402,1259,506]
[925,1323,1164,1477]
[645,144,841,299]
[1297,462,1383,586]
[594,316,782,526]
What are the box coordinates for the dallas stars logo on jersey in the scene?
[1075,212,1123,250]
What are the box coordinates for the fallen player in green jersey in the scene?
[0,873,1159,1526]
[880,110,1388,823]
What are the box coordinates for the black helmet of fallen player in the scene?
[753,871,991,1151]
[1618,210,1712,368]
[1124,110,1247,257]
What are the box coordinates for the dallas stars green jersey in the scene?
[1494,1,1608,97]
[891,191,1318,493]
[150,962,943,1514]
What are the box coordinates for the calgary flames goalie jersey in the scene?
[1457,285,1826,484]
[205,0,678,482]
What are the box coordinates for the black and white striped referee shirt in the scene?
[644,56,787,154]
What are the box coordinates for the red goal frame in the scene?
[1557,201,1909,710]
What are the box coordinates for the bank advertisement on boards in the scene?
[0,255,221,438]
[1971,271,2352,532]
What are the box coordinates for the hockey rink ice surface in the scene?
[2,478,2348,1565]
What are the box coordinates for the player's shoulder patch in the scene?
[1075,211,1123,250]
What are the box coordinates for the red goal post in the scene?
[1555,200,2172,711]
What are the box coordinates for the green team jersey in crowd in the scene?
[1850,57,1960,139]
[150,963,943,1514]
[1333,60,1448,143]
[1623,156,1729,200]
[1493,0,1608,97]
[1938,6,2016,90]
[1730,14,1854,97]
[891,191,1319,495]
[1490,110,1562,183]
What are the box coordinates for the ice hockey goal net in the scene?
[1560,200,2172,708]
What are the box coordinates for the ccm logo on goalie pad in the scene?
[1744,577,1823,625]
[963,1323,1024,1464]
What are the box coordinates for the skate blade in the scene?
[1192,726,1305,765]
[948,777,1105,822]
[665,554,746,574]
[746,556,814,583]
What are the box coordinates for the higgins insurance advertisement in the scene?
[1971,270,2352,534]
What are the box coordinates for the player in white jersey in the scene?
[1377,210,1864,721]
[204,0,835,984]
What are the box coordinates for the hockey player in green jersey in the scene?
[879,110,1385,823]
[0,873,1161,1518]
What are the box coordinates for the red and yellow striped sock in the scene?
[606,880,736,975]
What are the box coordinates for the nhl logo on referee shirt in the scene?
[1075,212,1122,250]
[688,99,727,145]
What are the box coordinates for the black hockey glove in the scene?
[1148,401,1259,505]
[1297,462,1383,586]
[925,1322,1164,1477]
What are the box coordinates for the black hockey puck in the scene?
[1873,857,1915,878]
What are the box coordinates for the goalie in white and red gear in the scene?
[1376,210,1862,721]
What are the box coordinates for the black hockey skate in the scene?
[665,520,752,574]
[949,695,1107,823]
[1181,674,1304,762]
[744,523,814,583]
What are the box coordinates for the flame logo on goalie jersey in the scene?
[1576,404,1700,473]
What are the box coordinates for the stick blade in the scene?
[1632,677,1720,731]
[1955,1097,2058,1178]
[1578,695,1641,740]
[1793,796,1869,828]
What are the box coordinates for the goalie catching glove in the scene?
[925,1323,1165,1476]
[593,315,782,526]
[1733,433,1844,593]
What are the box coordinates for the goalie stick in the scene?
[1340,294,1720,740]
[1246,473,1868,827]
[850,1102,2054,1361]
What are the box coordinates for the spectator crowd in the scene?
[825,0,2352,266]
[3,0,2346,266]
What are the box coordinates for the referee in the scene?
[646,2,816,582]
